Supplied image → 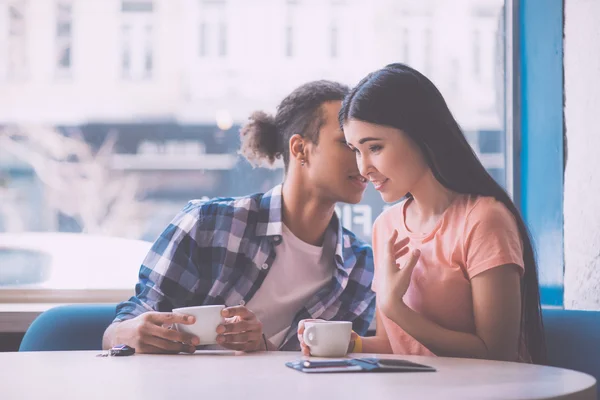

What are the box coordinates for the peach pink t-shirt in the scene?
[372,194,525,358]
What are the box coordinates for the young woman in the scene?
[299,64,545,363]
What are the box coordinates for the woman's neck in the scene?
[406,170,459,230]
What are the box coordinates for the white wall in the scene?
[0,0,502,129]
[564,0,600,309]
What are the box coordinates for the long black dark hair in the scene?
[340,63,545,364]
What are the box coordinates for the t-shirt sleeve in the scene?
[464,199,525,280]
[371,220,381,293]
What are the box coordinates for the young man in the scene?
[103,81,375,353]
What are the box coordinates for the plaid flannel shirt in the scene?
[115,185,375,350]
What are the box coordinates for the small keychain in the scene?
[97,344,136,358]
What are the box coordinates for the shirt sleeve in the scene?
[463,199,525,280]
[345,245,376,336]
[114,202,206,323]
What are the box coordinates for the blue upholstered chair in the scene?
[543,308,600,398]
[19,304,117,351]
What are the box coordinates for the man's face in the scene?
[305,101,367,204]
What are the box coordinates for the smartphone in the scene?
[300,360,362,373]
[374,358,435,371]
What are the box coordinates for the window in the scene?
[120,0,154,80]
[330,24,338,58]
[144,25,153,77]
[0,0,509,300]
[198,0,227,59]
[285,25,294,57]
[424,27,432,75]
[218,21,227,57]
[401,27,410,64]
[121,0,153,13]
[55,2,73,75]
[329,0,342,59]
[199,22,207,57]
[473,29,482,78]
[472,12,497,89]
[7,1,28,80]
[284,0,297,58]
[121,25,132,77]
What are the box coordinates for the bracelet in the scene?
[262,333,268,351]
[352,334,363,353]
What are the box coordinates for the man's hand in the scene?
[215,306,265,352]
[106,312,199,354]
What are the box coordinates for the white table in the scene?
[1,350,596,400]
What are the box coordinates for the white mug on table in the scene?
[303,320,352,357]
[173,305,225,345]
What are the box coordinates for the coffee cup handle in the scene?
[303,326,318,347]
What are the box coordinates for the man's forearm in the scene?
[102,322,120,350]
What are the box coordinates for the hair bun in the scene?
[239,111,283,168]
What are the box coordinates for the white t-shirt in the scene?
[246,224,334,348]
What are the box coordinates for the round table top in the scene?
[1,350,596,400]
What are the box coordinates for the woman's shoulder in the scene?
[461,195,518,231]
[465,195,513,218]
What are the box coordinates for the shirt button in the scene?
[239,300,246,306]
[261,263,269,270]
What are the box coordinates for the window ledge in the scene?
[0,288,132,333]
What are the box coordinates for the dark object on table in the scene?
[286,357,436,373]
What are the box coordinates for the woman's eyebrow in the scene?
[358,137,382,144]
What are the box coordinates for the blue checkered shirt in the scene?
[115,185,375,350]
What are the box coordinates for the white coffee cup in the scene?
[173,305,225,345]
[303,320,352,357]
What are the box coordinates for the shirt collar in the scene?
[255,184,348,266]
[255,184,284,237]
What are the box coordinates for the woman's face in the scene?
[343,119,430,203]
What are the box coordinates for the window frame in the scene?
[510,0,565,307]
